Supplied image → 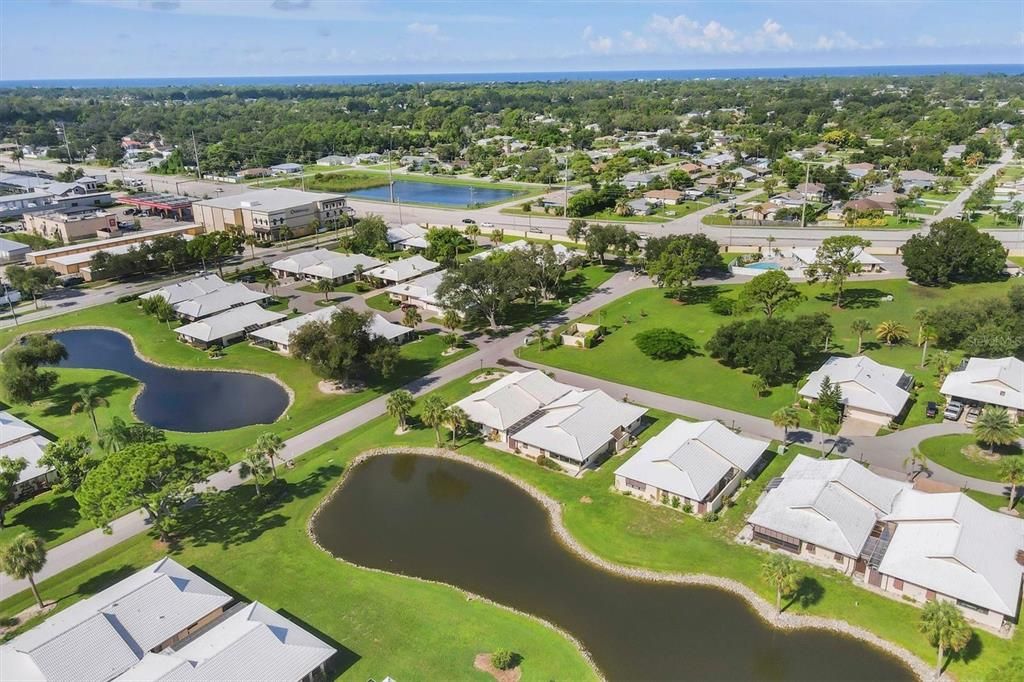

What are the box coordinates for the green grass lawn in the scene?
[365,292,398,312]
[971,213,1022,229]
[919,433,1023,483]
[518,278,1017,423]
[297,280,369,295]
[1,371,1018,680]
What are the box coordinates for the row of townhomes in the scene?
[745,455,1024,630]
[0,558,335,681]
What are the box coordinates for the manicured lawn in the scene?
[1,371,1018,679]
[365,292,398,312]
[500,265,617,330]
[518,278,1018,422]
[298,280,369,295]
[919,433,1023,483]
[971,213,1021,229]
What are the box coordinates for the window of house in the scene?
[623,478,645,491]
[893,578,904,591]
[834,552,844,562]
[806,543,816,554]
[926,590,936,601]
[956,599,988,614]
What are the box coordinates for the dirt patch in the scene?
[579,496,593,504]
[0,601,56,636]
[473,654,521,682]
[318,380,365,395]
[961,444,1001,463]
[471,371,507,384]
[442,347,463,357]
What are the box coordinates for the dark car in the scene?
[462,218,476,224]
[59,275,85,287]
[925,401,938,418]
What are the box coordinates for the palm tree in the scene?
[309,218,322,247]
[98,416,132,453]
[263,275,280,296]
[999,457,1024,510]
[11,147,24,171]
[903,447,929,481]
[761,554,800,615]
[315,278,334,301]
[850,318,872,354]
[240,448,272,497]
[973,406,1018,455]
[445,405,470,445]
[251,432,285,480]
[465,223,481,245]
[932,351,956,385]
[353,264,365,283]
[386,390,415,432]
[244,234,258,261]
[420,395,450,446]
[875,320,909,347]
[919,601,972,679]
[441,309,461,332]
[279,226,294,251]
[490,228,504,246]
[918,326,937,367]
[812,403,839,458]
[0,533,47,608]
[70,386,109,438]
[752,376,768,397]
[152,297,176,329]
[402,306,422,329]
[772,406,800,444]
[913,308,930,345]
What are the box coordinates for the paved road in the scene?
[929,147,1015,224]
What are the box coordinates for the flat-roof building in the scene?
[0,236,31,263]
[192,188,350,242]
[23,208,119,243]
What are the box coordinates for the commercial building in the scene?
[614,420,769,514]
[23,208,119,243]
[0,236,31,263]
[746,455,1024,629]
[175,303,286,348]
[120,193,194,220]
[192,188,351,242]
[0,189,113,219]
[798,356,913,425]
[940,357,1023,421]
[0,558,335,681]
[0,411,55,500]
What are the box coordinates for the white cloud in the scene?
[755,18,794,50]
[406,21,448,42]
[648,13,739,52]
[814,31,880,51]
[915,34,937,47]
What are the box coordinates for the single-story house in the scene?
[172,283,270,321]
[317,155,351,166]
[175,303,285,348]
[386,223,430,251]
[845,162,875,179]
[250,306,339,353]
[385,270,446,315]
[739,202,780,221]
[643,188,684,205]
[842,197,897,216]
[678,162,707,175]
[367,312,415,343]
[770,190,807,207]
[140,274,229,306]
[364,255,440,284]
[898,169,937,189]
[702,152,735,168]
[943,145,967,161]
[614,420,769,514]
[300,253,383,283]
[682,186,707,199]
[795,182,827,201]
[237,167,271,179]
[470,240,575,265]
[626,198,653,215]
[355,152,382,164]
[269,249,337,279]
[799,355,913,425]
[790,246,884,273]
[0,557,336,682]
[0,411,55,500]
[747,455,1024,629]
[940,356,1023,421]
[269,162,303,175]
[0,236,31,263]
[454,370,647,472]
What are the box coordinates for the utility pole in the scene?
[55,121,73,164]
[191,129,203,182]
[563,148,570,215]
[800,162,810,228]
[388,132,395,204]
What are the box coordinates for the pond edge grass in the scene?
[308,446,933,682]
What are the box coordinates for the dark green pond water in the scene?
[312,454,914,681]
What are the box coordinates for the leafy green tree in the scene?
[737,270,803,319]
[583,223,636,263]
[70,385,110,438]
[901,219,1007,286]
[0,456,28,528]
[919,601,972,679]
[633,328,697,360]
[705,314,832,385]
[250,432,285,480]
[973,406,1018,455]
[803,235,871,307]
[850,318,872,354]
[386,390,415,431]
[420,395,450,446]
[98,416,164,453]
[772,406,801,443]
[349,215,389,255]
[291,307,397,385]
[1,334,67,404]
[817,376,844,416]
[5,265,58,310]
[39,435,94,492]
[761,554,800,614]
[0,533,47,608]
[566,219,588,243]
[76,442,228,542]
[425,227,469,266]
[436,256,527,330]
[647,234,722,299]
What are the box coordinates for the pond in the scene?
[313,454,914,681]
[52,329,289,432]
[346,179,523,207]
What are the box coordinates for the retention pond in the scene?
[52,329,288,432]
[312,453,915,681]
[346,179,523,207]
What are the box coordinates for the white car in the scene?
[480,222,495,228]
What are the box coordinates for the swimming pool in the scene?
[745,261,782,270]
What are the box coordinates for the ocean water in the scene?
[1,64,1020,89]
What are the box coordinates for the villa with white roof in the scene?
[470,240,575,265]
[455,370,647,472]
[175,304,285,348]
[365,254,440,284]
[615,420,770,514]
[0,411,55,500]
[140,275,229,306]
[301,253,384,284]
[0,557,335,681]
[386,223,429,250]
[799,355,913,425]
[270,249,337,279]
[251,306,412,353]
[940,356,1023,421]
[386,270,446,315]
[746,455,1024,629]
[172,283,270,321]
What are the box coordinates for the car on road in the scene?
[965,405,981,425]
[943,400,964,421]
[925,401,939,418]
[480,222,494,228]
[462,218,476,224]
[528,226,542,233]
[59,275,84,287]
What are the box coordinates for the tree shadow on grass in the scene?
[814,288,887,310]
[280,608,361,677]
[945,632,983,673]
[61,564,140,604]
[667,285,720,305]
[6,494,82,545]
[39,374,138,420]
[783,576,825,613]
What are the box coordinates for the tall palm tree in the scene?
[279,226,294,251]
[441,309,461,332]
[903,447,929,481]
[999,458,1024,511]
[70,386,109,438]
[11,147,24,171]
[244,234,258,261]
[972,406,1018,455]
[913,308,930,346]
[919,601,972,679]
[490,228,504,246]
[0,533,47,608]
[445,405,469,445]
[772,406,801,444]
[263,275,280,296]
[353,264,365,283]
[152,297,176,329]
[850,318,871,354]
[386,390,415,432]
[98,416,132,453]
[315,278,334,301]
[918,326,937,367]
[875,320,909,347]
[252,432,285,480]
[402,306,422,329]
[420,395,450,447]
[812,403,839,458]
[761,554,800,615]
[240,448,272,497]
[465,223,481,245]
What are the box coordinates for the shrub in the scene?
[535,455,561,471]
[634,328,697,360]
[709,297,735,316]
[116,293,139,304]
[491,649,515,670]
[703,511,720,523]
[671,496,680,509]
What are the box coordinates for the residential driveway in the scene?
[838,418,883,437]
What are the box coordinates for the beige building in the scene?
[24,208,119,243]
[191,188,351,242]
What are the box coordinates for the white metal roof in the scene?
[385,223,428,246]
[940,356,1024,410]
[367,313,413,341]
[791,246,882,266]
[140,275,230,306]
[0,236,31,256]
[512,389,647,463]
[747,455,906,556]
[269,249,336,275]
[0,411,54,485]
[175,303,285,343]
[193,188,343,212]
[172,284,269,319]
[1,410,40,445]
[798,355,911,417]
[385,270,446,307]
[454,370,573,432]
[300,253,382,280]
[470,240,575,265]
[0,558,231,682]
[615,420,769,500]
[248,306,339,347]
[365,255,439,283]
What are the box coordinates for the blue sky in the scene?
[2,0,1022,80]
